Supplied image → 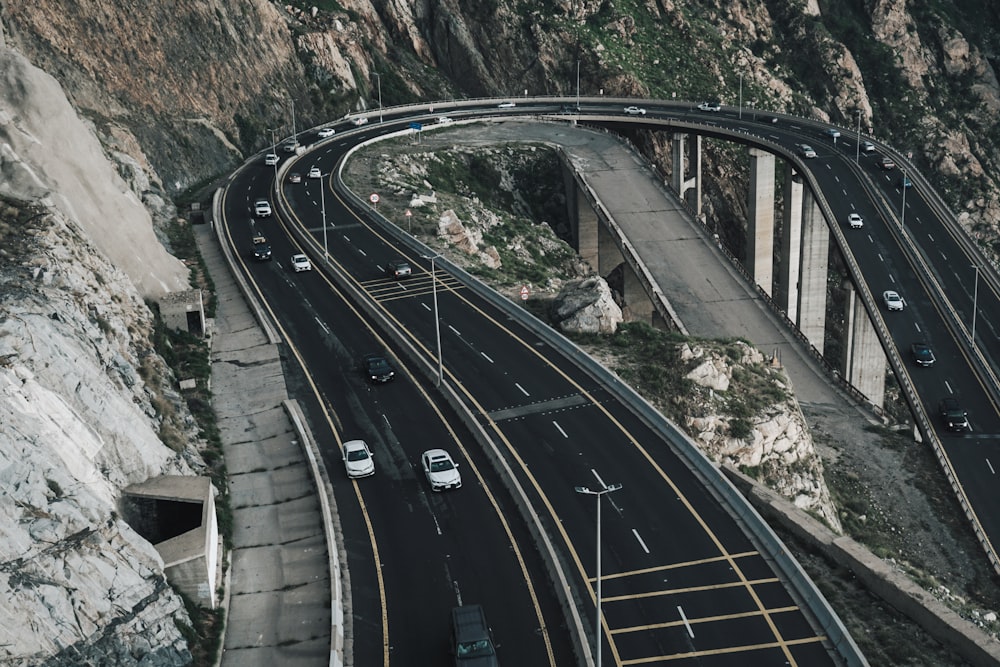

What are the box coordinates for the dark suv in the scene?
[938,397,970,432]
[361,354,395,384]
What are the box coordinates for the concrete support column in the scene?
[622,265,655,325]
[577,186,599,272]
[747,147,776,294]
[671,133,686,195]
[797,188,829,351]
[597,217,624,277]
[777,166,804,320]
[842,283,887,407]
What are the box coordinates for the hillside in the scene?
[2,0,1000,664]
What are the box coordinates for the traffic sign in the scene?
[370,193,380,204]
[404,209,412,217]
[520,285,530,300]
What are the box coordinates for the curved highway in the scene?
[220,106,863,665]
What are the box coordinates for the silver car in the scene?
[883,290,904,311]
[421,449,462,491]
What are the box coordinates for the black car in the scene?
[938,397,970,432]
[386,259,412,279]
[560,103,581,113]
[362,354,395,383]
[910,343,936,367]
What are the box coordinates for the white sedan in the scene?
[497,101,516,109]
[847,213,863,229]
[421,449,462,491]
[290,254,312,272]
[883,290,904,311]
[351,116,369,126]
[317,127,335,138]
[308,166,322,179]
[624,105,646,115]
[436,116,454,124]
[342,440,375,478]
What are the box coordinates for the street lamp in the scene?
[576,59,581,108]
[422,254,443,386]
[738,71,743,120]
[971,264,980,350]
[575,481,623,667]
[854,109,862,164]
[267,127,278,193]
[900,167,907,235]
[318,172,330,265]
[374,73,383,123]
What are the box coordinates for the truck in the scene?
[251,233,272,261]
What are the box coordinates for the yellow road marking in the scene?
[601,577,779,603]
[610,605,800,635]
[593,551,759,582]
[620,635,827,664]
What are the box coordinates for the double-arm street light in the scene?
[318,172,330,265]
[971,264,981,350]
[575,481,623,667]
[374,73,383,123]
[267,127,278,193]
[854,109,862,164]
[422,254,443,386]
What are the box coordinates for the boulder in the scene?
[552,277,623,335]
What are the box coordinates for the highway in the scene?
[220,110,856,665]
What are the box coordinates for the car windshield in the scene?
[368,358,390,373]
[456,639,494,657]
[346,449,369,461]
[429,459,454,472]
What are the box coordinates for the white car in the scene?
[847,213,863,229]
[421,449,462,491]
[883,290,904,311]
[317,127,336,138]
[283,140,299,153]
[436,116,454,124]
[799,144,817,158]
[254,199,271,217]
[264,153,279,166]
[351,116,369,126]
[624,106,646,115]
[862,141,876,153]
[697,101,721,112]
[290,254,312,272]
[497,101,516,109]
[824,128,841,139]
[308,166,322,179]
[342,440,375,478]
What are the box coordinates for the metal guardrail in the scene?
[328,120,868,666]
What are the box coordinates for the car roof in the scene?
[423,448,450,459]
[343,439,367,450]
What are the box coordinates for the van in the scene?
[451,605,498,666]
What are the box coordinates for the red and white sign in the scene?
[520,285,530,301]
[369,193,380,204]
[404,209,412,218]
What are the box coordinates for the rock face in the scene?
[0,31,201,667]
[552,277,624,335]
[680,343,841,530]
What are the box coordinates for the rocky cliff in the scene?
[3,0,1000,664]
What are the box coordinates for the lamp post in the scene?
[575,481,623,667]
[319,172,330,265]
[576,59,581,108]
[854,110,862,164]
[290,99,297,147]
[267,127,278,193]
[738,71,743,120]
[422,254,443,386]
[374,73,383,124]
[971,264,980,350]
[900,168,907,236]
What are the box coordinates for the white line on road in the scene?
[553,421,568,438]
[315,317,330,335]
[945,381,954,394]
[927,233,934,242]
[481,352,494,363]
[633,529,650,553]
[421,302,431,312]
[448,325,461,336]
[515,382,530,397]
[988,459,996,475]
[878,253,884,262]
[914,322,922,333]
[889,274,896,284]
[677,606,695,638]
[868,234,874,243]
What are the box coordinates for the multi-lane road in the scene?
[219,105,862,665]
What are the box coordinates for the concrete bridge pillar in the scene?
[842,283,887,407]
[622,266,655,325]
[796,187,829,351]
[776,166,804,321]
[747,147,776,295]
[577,185,599,272]
[597,215,624,277]
[671,133,702,215]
